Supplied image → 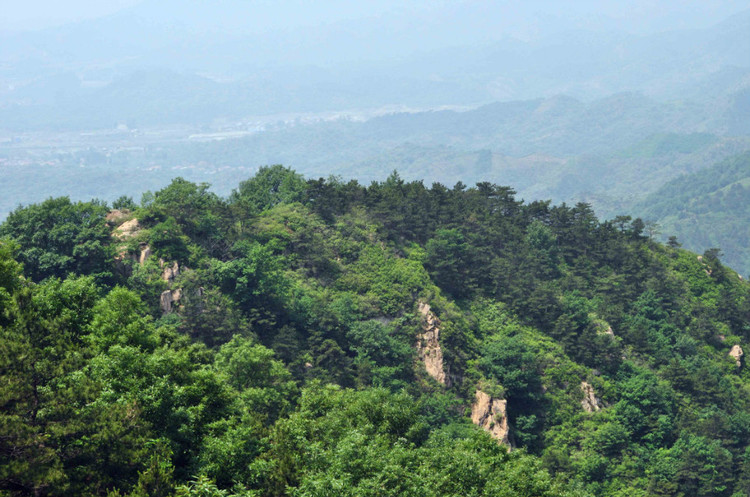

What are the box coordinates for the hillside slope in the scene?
[1,167,750,497]
[635,151,750,277]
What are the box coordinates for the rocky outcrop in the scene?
[158,261,183,314]
[113,243,151,278]
[138,245,152,264]
[111,216,147,276]
[161,261,180,283]
[471,390,511,447]
[113,218,141,240]
[109,215,183,308]
[160,288,183,314]
[581,381,602,412]
[729,345,744,368]
[416,302,449,386]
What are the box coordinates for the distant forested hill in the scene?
[635,151,750,277]
[2,167,750,496]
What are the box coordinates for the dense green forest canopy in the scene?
[2,166,750,497]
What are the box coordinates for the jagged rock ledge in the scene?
[581,381,602,412]
[416,301,449,386]
[160,289,183,314]
[471,390,511,447]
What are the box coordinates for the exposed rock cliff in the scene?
[110,215,151,275]
[416,301,449,386]
[729,344,744,368]
[471,390,511,447]
[138,245,152,264]
[160,288,183,314]
[113,218,141,240]
[161,260,180,283]
[158,261,183,314]
[581,381,602,412]
[109,213,184,313]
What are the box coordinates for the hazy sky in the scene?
[0,0,142,31]
[1,0,749,34]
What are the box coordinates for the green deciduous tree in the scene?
[0,197,114,283]
[230,165,307,217]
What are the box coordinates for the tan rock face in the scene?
[110,217,150,276]
[729,345,744,368]
[581,381,602,412]
[158,261,183,314]
[160,289,182,314]
[138,245,152,264]
[471,390,511,447]
[162,261,180,283]
[416,302,449,386]
[160,290,174,314]
[113,218,141,240]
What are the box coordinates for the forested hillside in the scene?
[635,151,750,277]
[2,166,750,497]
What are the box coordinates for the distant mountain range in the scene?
[1,5,749,130]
